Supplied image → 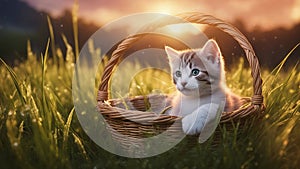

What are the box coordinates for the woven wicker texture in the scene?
[96,13,265,149]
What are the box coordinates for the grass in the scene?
[0,15,300,169]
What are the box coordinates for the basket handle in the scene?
[97,12,263,108]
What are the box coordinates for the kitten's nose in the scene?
[181,82,187,87]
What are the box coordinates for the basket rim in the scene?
[99,94,254,123]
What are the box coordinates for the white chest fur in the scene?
[171,90,225,117]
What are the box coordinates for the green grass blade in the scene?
[264,42,300,84]
[47,16,57,65]
[72,133,89,161]
[274,42,300,76]
[63,107,74,145]
[41,39,51,130]
[0,58,26,105]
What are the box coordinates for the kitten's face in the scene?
[165,39,224,96]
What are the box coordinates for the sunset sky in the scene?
[22,0,300,30]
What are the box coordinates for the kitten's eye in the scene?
[191,69,200,76]
[175,71,182,77]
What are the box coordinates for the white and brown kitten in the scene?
[165,39,242,140]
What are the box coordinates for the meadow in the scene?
[0,16,299,169]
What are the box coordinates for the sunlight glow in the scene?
[82,8,122,25]
[160,24,205,37]
[149,2,177,15]
[291,0,300,21]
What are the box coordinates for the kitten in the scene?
[165,39,242,140]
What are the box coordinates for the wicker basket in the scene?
[96,13,265,152]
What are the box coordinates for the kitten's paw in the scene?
[182,115,203,135]
[198,103,224,143]
[181,103,224,140]
[181,105,209,135]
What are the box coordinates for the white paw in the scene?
[181,106,208,135]
[198,102,224,143]
[181,102,224,143]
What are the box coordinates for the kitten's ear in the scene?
[165,46,180,62]
[202,39,222,63]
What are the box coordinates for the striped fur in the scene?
[225,92,242,112]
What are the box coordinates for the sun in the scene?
[149,2,177,15]
[159,23,206,38]
[146,2,205,37]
